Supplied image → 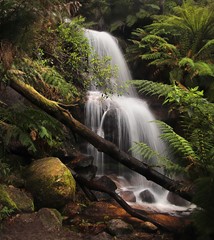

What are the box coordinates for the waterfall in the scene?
[84,29,191,212]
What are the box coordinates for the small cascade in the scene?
[84,29,191,213]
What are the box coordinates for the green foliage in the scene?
[129,2,214,101]
[46,16,116,95]
[0,104,64,156]
[0,206,14,221]
[133,79,173,97]
[11,58,79,102]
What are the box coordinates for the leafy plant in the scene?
[0,206,14,221]
[0,104,64,156]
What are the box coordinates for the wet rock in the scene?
[167,192,190,207]
[25,157,76,208]
[120,190,136,202]
[63,202,83,218]
[139,189,155,203]
[75,165,97,181]
[82,202,127,222]
[107,219,133,236]
[69,153,94,168]
[67,153,97,180]
[92,176,118,201]
[0,184,34,213]
[0,208,83,240]
[93,175,117,191]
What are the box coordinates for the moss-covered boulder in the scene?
[25,157,76,208]
[0,184,34,216]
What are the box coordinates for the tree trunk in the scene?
[8,74,194,202]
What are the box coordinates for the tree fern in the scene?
[129,2,214,98]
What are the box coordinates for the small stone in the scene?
[107,219,133,236]
[140,221,158,233]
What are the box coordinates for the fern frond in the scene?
[195,39,214,60]
[155,120,199,164]
[132,79,173,98]
[131,142,158,161]
[131,141,185,175]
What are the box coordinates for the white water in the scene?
[84,29,192,213]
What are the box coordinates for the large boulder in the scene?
[25,157,76,208]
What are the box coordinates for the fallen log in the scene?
[8,74,194,202]
[72,171,172,231]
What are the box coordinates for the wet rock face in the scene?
[167,192,190,207]
[25,157,76,208]
[139,190,156,203]
[120,190,136,202]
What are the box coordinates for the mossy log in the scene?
[9,74,194,202]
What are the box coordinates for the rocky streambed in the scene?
[0,156,195,240]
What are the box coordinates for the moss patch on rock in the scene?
[0,184,34,219]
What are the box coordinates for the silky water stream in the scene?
[84,29,193,215]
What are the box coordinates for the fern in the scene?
[155,120,198,164]
[0,104,64,155]
[129,2,214,96]
[12,58,78,102]
[131,141,184,175]
[132,79,173,98]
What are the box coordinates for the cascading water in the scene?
[84,29,191,213]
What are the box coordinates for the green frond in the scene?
[131,142,158,161]
[155,120,198,163]
[110,20,125,32]
[0,104,64,154]
[132,79,173,98]
[194,61,214,77]
[179,57,195,69]
[10,58,79,102]
[131,141,185,176]
[195,39,214,61]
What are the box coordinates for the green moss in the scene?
[0,184,34,213]
[0,185,18,210]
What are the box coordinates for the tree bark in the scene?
[8,73,194,202]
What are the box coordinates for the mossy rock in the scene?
[25,157,76,208]
[0,184,34,213]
